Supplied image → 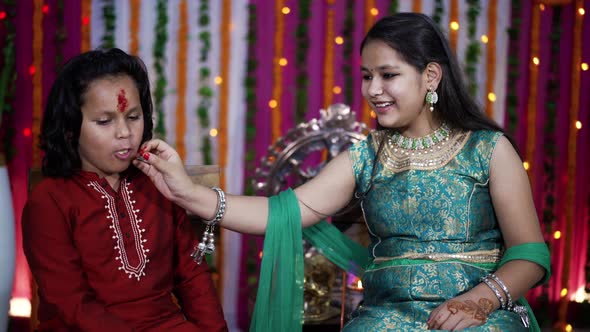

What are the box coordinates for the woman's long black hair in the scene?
[354,12,515,201]
[41,48,154,177]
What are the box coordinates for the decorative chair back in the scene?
[253,103,369,195]
[252,103,369,325]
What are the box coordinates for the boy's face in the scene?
[78,75,144,182]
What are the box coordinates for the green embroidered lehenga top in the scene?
[344,128,528,331]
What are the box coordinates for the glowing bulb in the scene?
[487,93,496,102]
[282,7,290,14]
[561,288,568,297]
[209,128,218,137]
[581,63,589,71]
[532,57,540,65]
[335,36,344,45]
[370,8,379,16]
[575,121,582,129]
[370,111,376,119]
[268,99,278,109]
[523,161,530,170]
[578,8,585,15]
[9,298,31,318]
[278,58,288,66]
[259,251,263,259]
[566,324,573,332]
[332,86,342,94]
[539,4,546,11]
[214,76,223,85]
[481,35,489,43]
[23,128,32,137]
[450,21,460,31]
[554,231,561,239]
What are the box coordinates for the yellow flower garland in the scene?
[129,0,140,55]
[175,0,188,160]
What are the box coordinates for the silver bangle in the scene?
[480,275,506,309]
[486,273,513,310]
[191,187,226,264]
[203,187,226,226]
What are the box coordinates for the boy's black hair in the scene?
[41,48,154,177]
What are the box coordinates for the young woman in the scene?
[22,48,227,332]
[135,13,550,332]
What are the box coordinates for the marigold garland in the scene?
[218,0,231,188]
[81,0,91,52]
[175,0,188,161]
[413,0,422,13]
[32,0,44,168]
[153,0,168,138]
[323,0,335,108]
[525,4,540,186]
[129,0,140,54]
[484,0,497,118]
[270,0,284,143]
[558,0,584,325]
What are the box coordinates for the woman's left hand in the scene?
[427,293,495,330]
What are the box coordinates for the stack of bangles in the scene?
[480,273,530,327]
[191,187,226,264]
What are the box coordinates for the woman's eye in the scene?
[362,74,372,81]
[383,73,398,79]
[128,115,141,121]
[95,119,111,125]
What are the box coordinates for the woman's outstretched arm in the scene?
[134,139,357,235]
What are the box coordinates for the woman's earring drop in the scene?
[426,87,438,112]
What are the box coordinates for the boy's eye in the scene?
[362,74,372,81]
[95,119,111,125]
[128,115,141,121]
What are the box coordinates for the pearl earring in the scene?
[426,87,438,112]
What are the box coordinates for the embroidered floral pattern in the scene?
[88,179,149,280]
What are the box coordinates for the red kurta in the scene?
[22,170,228,332]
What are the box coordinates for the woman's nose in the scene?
[368,80,383,97]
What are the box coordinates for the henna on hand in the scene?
[447,298,494,322]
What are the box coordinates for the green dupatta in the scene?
[249,189,551,332]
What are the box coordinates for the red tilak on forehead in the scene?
[117,89,128,113]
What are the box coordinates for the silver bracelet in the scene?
[191,187,226,264]
[486,273,513,310]
[203,187,226,226]
[480,275,506,310]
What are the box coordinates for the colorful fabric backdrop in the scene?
[0,0,588,330]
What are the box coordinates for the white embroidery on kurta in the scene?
[88,180,149,281]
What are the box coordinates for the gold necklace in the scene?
[389,122,451,151]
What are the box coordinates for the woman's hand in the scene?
[427,292,495,330]
[133,139,194,202]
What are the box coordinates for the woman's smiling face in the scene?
[361,40,431,131]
